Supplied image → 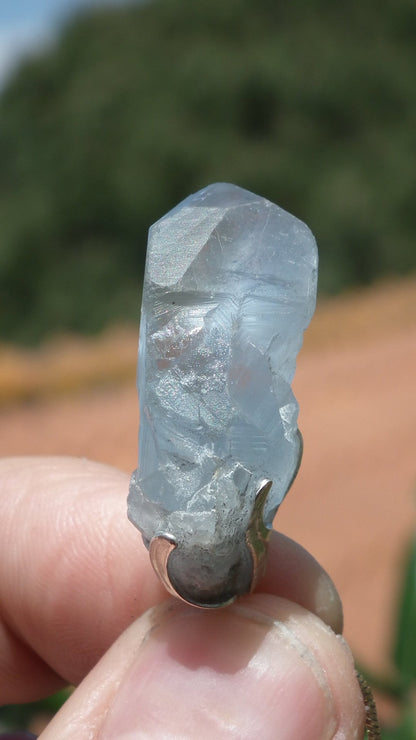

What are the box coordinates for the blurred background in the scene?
[0,0,415,734]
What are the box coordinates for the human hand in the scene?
[0,457,364,738]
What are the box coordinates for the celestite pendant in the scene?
[128,183,318,607]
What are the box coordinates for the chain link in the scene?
[356,670,381,740]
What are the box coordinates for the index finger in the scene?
[0,456,342,703]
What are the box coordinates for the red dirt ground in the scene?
[1,277,415,713]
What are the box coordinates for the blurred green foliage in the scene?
[360,535,416,739]
[0,0,415,343]
[394,536,416,689]
[0,688,70,734]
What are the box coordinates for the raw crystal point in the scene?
[128,183,318,605]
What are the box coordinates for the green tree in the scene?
[1,0,415,343]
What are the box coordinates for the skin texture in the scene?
[0,457,364,738]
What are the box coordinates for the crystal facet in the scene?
[128,183,318,604]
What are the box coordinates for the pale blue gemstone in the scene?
[128,183,318,600]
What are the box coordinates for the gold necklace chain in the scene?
[356,670,381,739]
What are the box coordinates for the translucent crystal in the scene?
[128,183,318,602]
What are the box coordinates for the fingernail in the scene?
[314,570,344,634]
[100,601,337,739]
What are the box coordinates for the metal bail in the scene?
[148,478,275,608]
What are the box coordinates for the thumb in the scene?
[40,594,365,739]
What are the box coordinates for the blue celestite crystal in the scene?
[128,183,318,604]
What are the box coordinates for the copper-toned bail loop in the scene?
[149,531,238,609]
[148,477,276,608]
[245,479,273,591]
[149,533,178,600]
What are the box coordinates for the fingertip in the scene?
[237,594,365,739]
[259,530,344,634]
[40,595,364,739]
